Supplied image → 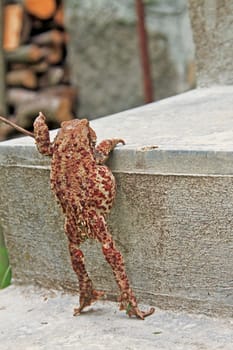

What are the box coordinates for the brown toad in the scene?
[33,112,154,319]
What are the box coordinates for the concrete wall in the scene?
[0,86,233,317]
[65,0,195,118]
[188,0,233,86]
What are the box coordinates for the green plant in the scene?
[0,226,12,289]
[0,246,11,289]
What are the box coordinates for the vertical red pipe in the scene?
[135,0,154,103]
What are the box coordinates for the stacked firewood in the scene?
[0,0,78,140]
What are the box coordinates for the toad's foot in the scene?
[119,291,155,320]
[73,289,105,316]
[125,304,155,320]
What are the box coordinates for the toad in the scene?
[0,113,155,319]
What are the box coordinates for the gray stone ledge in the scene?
[1,86,233,175]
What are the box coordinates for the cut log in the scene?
[54,3,65,27]
[16,95,74,128]
[43,85,78,114]
[3,4,23,51]
[5,44,46,63]
[46,44,63,64]
[39,66,65,87]
[32,29,65,46]
[61,64,71,84]
[7,86,78,113]
[38,65,70,87]
[9,63,27,70]
[30,60,49,73]
[7,88,37,106]
[44,84,77,97]
[24,0,57,20]
[20,11,32,44]
[6,69,37,89]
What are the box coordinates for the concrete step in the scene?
[1,285,233,350]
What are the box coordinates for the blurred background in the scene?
[0,0,195,140]
[66,0,195,118]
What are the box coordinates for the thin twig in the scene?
[0,115,35,138]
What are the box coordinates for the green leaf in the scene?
[0,247,9,272]
[0,265,11,289]
[0,246,11,289]
[153,331,162,335]
[126,303,132,315]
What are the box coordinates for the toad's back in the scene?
[50,120,116,216]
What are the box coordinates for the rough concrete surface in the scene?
[189,0,233,86]
[0,285,233,350]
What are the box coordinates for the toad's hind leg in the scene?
[65,213,105,315]
[90,214,155,319]
[69,243,105,315]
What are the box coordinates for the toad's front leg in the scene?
[95,139,125,164]
[33,112,54,156]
